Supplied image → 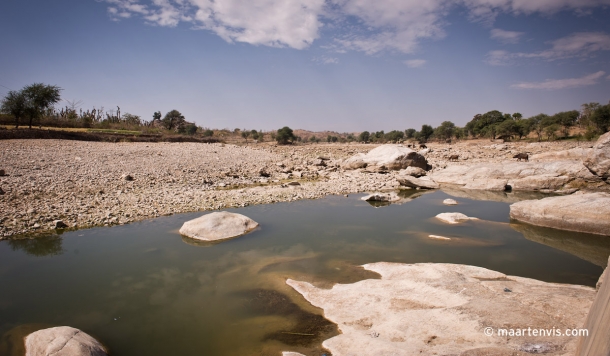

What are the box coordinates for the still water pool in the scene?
[1,190,608,355]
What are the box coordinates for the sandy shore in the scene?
[0,139,598,238]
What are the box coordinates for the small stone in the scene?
[504,288,512,292]
[122,174,134,181]
[287,181,301,186]
[0,169,5,176]
[53,220,68,229]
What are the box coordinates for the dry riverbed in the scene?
[0,138,603,239]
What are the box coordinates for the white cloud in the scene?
[490,28,524,44]
[486,32,610,65]
[313,56,339,64]
[100,0,610,53]
[404,59,427,68]
[511,71,606,90]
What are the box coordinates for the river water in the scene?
[1,190,608,355]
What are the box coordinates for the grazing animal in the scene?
[419,144,427,149]
[513,153,528,161]
[448,154,459,161]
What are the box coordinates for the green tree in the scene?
[420,124,434,142]
[241,130,251,142]
[591,103,610,133]
[553,110,579,137]
[22,83,62,128]
[434,121,455,141]
[152,111,162,122]
[405,128,416,139]
[202,129,214,137]
[162,110,185,131]
[527,114,548,142]
[276,126,296,145]
[545,124,560,141]
[1,90,27,128]
[359,131,370,142]
[512,112,523,121]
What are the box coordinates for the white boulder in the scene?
[343,145,428,171]
[25,326,107,356]
[443,199,458,205]
[435,212,479,224]
[179,211,259,241]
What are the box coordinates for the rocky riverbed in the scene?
[1,138,608,238]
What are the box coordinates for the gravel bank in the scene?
[1,139,602,239]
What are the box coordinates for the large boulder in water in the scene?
[179,211,259,241]
[584,131,610,180]
[510,192,610,236]
[25,326,107,356]
[343,145,428,171]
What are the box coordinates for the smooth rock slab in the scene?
[397,175,439,189]
[509,192,610,236]
[179,211,259,241]
[435,212,479,224]
[287,262,595,356]
[25,326,107,356]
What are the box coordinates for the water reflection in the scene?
[8,235,63,257]
[510,222,610,267]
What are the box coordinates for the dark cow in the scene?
[513,153,528,161]
[448,154,459,161]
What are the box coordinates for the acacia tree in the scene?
[22,83,62,128]
[420,124,434,142]
[162,110,185,131]
[1,90,27,128]
[276,126,296,144]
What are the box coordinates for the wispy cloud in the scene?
[100,0,610,53]
[511,71,606,90]
[313,56,339,65]
[486,32,610,65]
[404,59,427,68]
[490,28,524,44]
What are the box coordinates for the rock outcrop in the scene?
[510,192,610,236]
[287,262,594,356]
[430,160,601,192]
[25,326,107,356]
[179,211,259,241]
[576,256,610,356]
[397,175,439,189]
[343,145,428,171]
[530,147,592,161]
[361,192,400,202]
[584,131,610,180]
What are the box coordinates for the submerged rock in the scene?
[584,131,610,180]
[509,192,610,236]
[435,212,479,224]
[179,211,259,241]
[343,145,428,171]
[442,198,458,205]
[287,262,594,356]
[361,192,400,202]
[25,326,107,356]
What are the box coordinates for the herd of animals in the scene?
[404,142,530,162]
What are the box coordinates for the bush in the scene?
[276,126,295,145]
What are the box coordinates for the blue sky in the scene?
[1,0,610,131]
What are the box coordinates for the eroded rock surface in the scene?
[287,262,595,356]
[509,192,610,236]
[179,211,259,241]
[25,326,107,356]
[430,160,601,192]
[584,131,610,180]
[397,175,439,189]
